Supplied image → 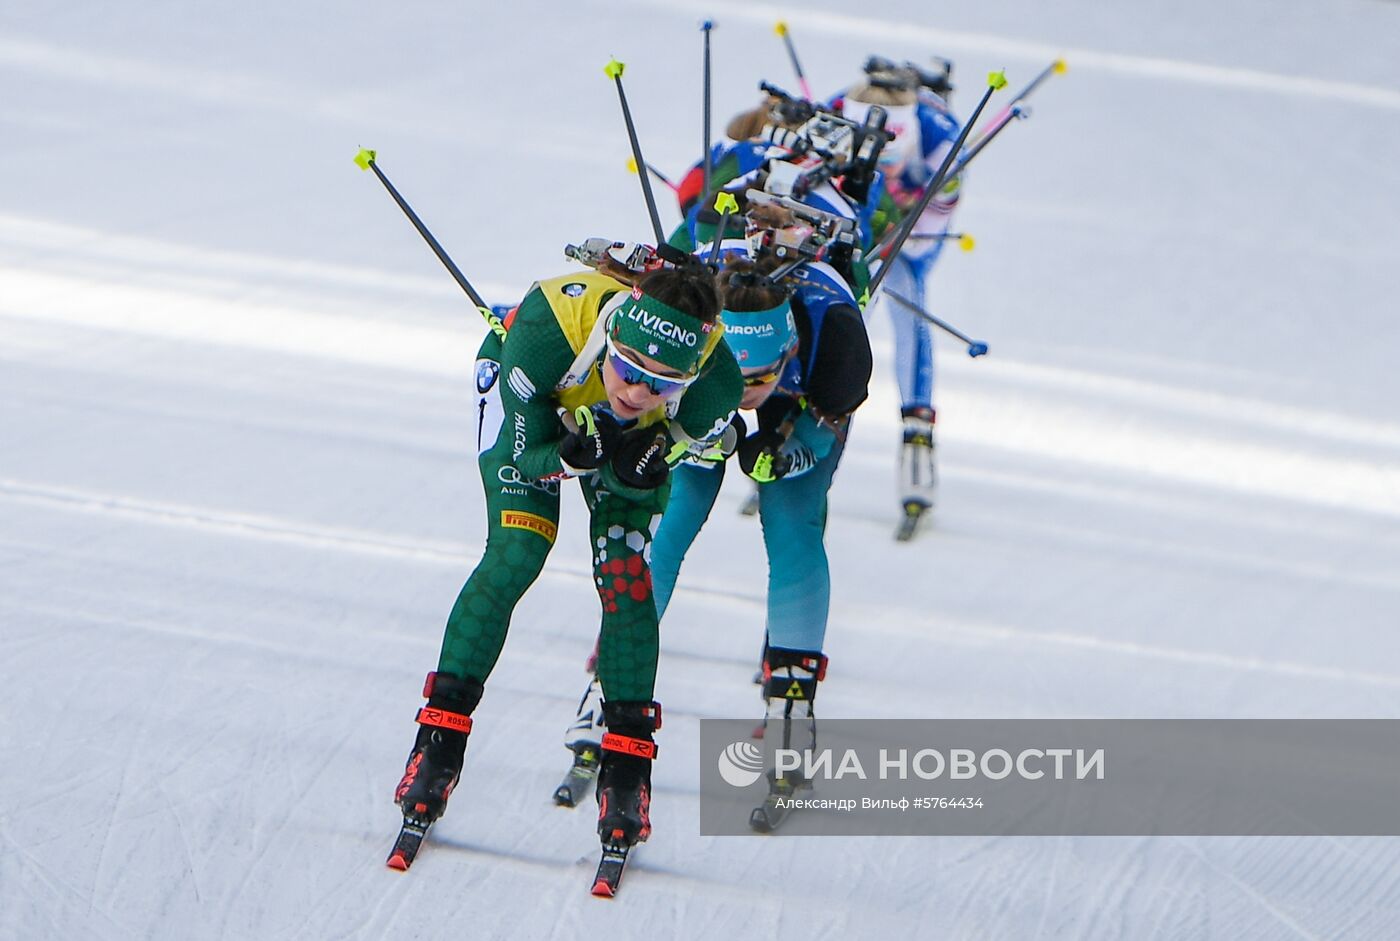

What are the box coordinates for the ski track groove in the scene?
[949,459,1400,551]
[156,779,204,905]
[217,719,342,941]
[541,891,581,941]
[275,865,351,941]
[0,598,763,734]
[6,479,1400,690]
[0,379,469,468]
[0,477,768,607]
[1030,833,1066,940]
[1167,837,1325,941]
[361,863,430,941]
[940,500,1400,595]
[85,699,145,927]
[0,821,140,940]
[830,475,1400,597]
[941,845,997,936]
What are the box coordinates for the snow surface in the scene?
[4,1,1400,938]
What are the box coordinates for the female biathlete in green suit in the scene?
[395,262,741,851]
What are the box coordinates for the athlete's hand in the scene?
[737,430,791,483]
[559,407,621,474]
[609,426,671,490]
[713,413,748,461]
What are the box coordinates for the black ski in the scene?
[554,743,601,807]
[894,502,931,541]
[590,841,633,897]
[749,798,791,833]
[748,771,813,833]
[386,815,431,870]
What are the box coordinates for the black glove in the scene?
[688,412,749,465]
[609,426,672,490]
[559,408,621,473]
[716,413,748,460]
[736,429,791,483]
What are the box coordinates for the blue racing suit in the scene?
[838,90,963,411]
[650,260,871,654]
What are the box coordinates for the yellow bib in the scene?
[532,272,726,426]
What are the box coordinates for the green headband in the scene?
[607,287,714,375]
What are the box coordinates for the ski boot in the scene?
[896,405,937,541]
[751,635,770,738]
[388,671,484,869]
[555,674,605,807]
[751,647,826,833]
[394,671,483,822]
[590,700,661,896]
[751,634,770,687]
[595,700,661,847]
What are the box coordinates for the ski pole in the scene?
[956,103,1026,170]
[867,111,1015,257]
[907,231,976,251]
[774,21,813,100]
[904,61,1063,222]
[705,192,740,268]
[969,58,1065,148]
[353,148,505,340]
[605,58,667,248]
[626,157,680,195]
[884,290,988,357]
[866,70,1006,299]
[939,60,1062,186]
[873,229,975,264]
[867,95,1034,268]
[701,20,715,203]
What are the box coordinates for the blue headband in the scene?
[721,301,797,368]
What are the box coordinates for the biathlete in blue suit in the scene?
[836,58,963,525]
[652,248,871,667]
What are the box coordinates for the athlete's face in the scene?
[738,354,788,410]
[602,340,693,419]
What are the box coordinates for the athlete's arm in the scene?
[494,287,578,481]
